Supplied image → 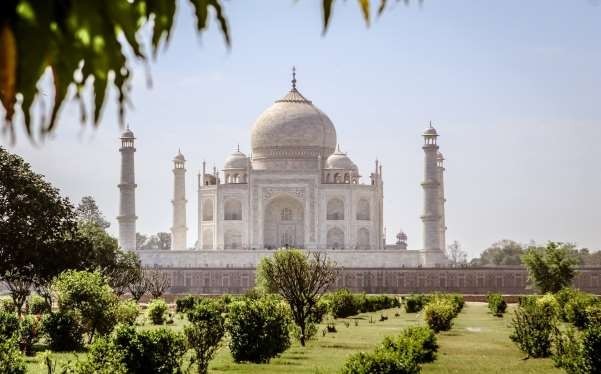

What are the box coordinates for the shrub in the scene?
[115,300,139,326]
[518,295,538,308]
[27,295,50,315]
[43,311,84,351]
[340,350,420,374]
[404,294,427,313]
[553,327,584,374]
[71,336,127,374]
[147,298,168,325]
[0,298,15,313]
[423,299,455,333]
[52,270,119,342]
[185,300,226,374]
[555,287,578,321]
[0,337,26,374]
[447,294,465,314]
[536,293,560,319]
[381,326,438,364]
[585,304,601,328]
[227,296,292,363]
[362,295,400,313]
[0,310,19,340]
[581,325,601,373]
[18,315,41,356]
[510,302,557,358]
[327,289,360,318]
[175,295,198,313]
[487,293,507,317]
[112,324,186,374]
[564,292,597,329]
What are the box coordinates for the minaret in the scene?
[171,150,187,250]
[117,126,137,251]
[437,152,447,253]
[421,122,443,254]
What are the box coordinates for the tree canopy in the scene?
[471,240,525,266]
[76,196,110,229]
[0,146,83,312]
[522,241,579,294]
[257,249,338,346]
[0,0,414,142]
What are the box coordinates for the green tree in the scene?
[472,239,525,266]
[146,268,171,299]
[52,270,118,343]
[0,0,410,141]
[156,233,171,250]
[0,147,84,314]
[76,196,110,229]
[105,251,142,297]
[447,240,467,265]
[136,233,148,250]
[185,299,226,374]
[522,242,579,294]
[257,249,338,346]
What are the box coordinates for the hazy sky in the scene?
[5,0,601,258]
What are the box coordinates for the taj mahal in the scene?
[118,69,449,272]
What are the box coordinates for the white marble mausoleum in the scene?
[118,69,449,268]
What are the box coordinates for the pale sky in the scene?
[4,0,601,258]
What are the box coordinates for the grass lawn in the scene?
[24,302,561,373]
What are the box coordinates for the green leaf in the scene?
[322,0,335,34]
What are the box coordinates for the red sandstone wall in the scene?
[157,267,601,296]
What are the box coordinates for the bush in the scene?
[52,270,119,341]
[18,315,41,356]
[43,311,84,351]
[112,324,186,374]
[115,300,139,325]
[185,300,226,374]
[175,295,198,313]
[581,325,601,373]
[487,293,507,317]
[510,302,557,358]
[564,292,597,329]
[27,295,50,315]
[585,304,601,328]
[424,299,455,333]
[227,296,291,363]
[0,298,15,313]
[447,294,465,314]
[147,299,168,325]
[340,350,420,374]
[518,295,538,308]
[0,337,26,374]
[71,336,127,374]
[536,293,560,319]
[327,289,360,318]
[0,310,19,340]
[553,327,584,374]
[381,326,438,364]
[361,295,400,313]
[555,287,578,321]
[404,294,427,313]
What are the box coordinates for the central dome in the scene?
[251,75,337,170]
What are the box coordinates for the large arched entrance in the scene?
[263,195,304,249]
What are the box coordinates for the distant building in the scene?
[120,69,449,269]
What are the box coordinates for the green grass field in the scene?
[24,302,561,373]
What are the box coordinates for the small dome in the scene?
[325,146,356,170]
[121,128,134,138]
[174,150,185,162]
[224,149,248,169]
[423,126,438,136]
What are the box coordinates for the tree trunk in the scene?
[299,322,306,347]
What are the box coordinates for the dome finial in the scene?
[429,120,433,128]
[237,144,240,152]
[291,66,297,89]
